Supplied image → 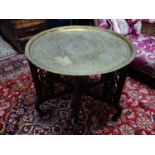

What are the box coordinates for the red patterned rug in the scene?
[1,54,155,135]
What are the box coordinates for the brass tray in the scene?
[25,26,136,76]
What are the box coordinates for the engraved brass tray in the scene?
[25,26,136,75]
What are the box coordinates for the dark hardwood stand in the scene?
[28,61,128,134]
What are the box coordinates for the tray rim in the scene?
[25,25,136,76]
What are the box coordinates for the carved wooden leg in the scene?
[72,76,83,134]
[112,67,128,121]
[28,61,55,116]
[102,66,128,121]
[72,76,82,123]
[28,61,44,115]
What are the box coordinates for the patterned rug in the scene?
[1,54,155,135]
[0,36,17,60]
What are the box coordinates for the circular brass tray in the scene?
[25,26,136,76]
